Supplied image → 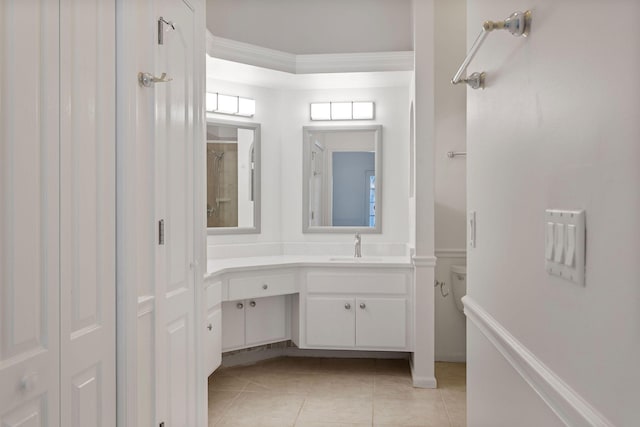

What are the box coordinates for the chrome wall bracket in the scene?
[138,72,173,87]
[452,10,532,90]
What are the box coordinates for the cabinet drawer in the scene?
[228,273,296,301]
[306,271,408,295]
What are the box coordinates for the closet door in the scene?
[155,0,198,426]
[0,1,61,425]
[59,0,116,426]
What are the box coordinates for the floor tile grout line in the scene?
[438,388,455,427]
[210,389,244,427]
[292,395,311,426]
[371,379,376,427]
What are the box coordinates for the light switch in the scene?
[545,222,555,260]
[565,224,576,267]
[554,223,564,263]
[468,211,476,249]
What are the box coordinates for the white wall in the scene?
[206,0,413,54]
[433,0,467,362]
[466,1,640,425]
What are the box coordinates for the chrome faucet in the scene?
[354,232,362,258]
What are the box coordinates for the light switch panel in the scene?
[545,209,586,286]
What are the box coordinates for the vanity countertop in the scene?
[205,255,412,280]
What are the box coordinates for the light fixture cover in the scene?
[331,102,352,120]
[310,101,375,121]
[206,92,218,112]
[217,94,238,114]
[310,103,331,121]
[352,101,374,120]
[238,97,256,117]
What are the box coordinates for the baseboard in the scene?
[463,296,614,427]
[221,342,410,368]
[285,348,410,360]
[409,359,438,388]
[435,353,466,363]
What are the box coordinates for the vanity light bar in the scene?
[310,101,375,121]
[206,92,255,117]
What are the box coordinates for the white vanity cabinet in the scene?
[206,259,413,357]
[301,269,412,351]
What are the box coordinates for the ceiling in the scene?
[206,56,413,90]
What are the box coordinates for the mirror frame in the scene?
[302,125,382,234]
[206,118,261,235]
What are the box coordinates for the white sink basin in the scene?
[328,256,383,262]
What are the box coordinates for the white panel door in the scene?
[0,1,60,425]
[245,296,287,346]
[59,1,116,426]
[355,297,407,349]
[305,297,355,348]
[155,0,197,426]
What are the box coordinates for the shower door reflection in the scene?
[206,120,261,234]
[207,143,239,227]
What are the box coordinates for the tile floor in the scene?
[208,357,466,427]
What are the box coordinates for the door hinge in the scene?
[311,211,315,220]
[158,17,175,45]
[159,219,165,245]
[159,422,165,427]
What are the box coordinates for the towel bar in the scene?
[452,10,532,90]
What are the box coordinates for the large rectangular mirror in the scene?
[207,119,261,234]
[302,125,382,233]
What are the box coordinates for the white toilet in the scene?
[450,265,467,313]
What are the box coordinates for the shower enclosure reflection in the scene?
[207,120,261,234]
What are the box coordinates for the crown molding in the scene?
[206,33,414,75]
[207,33,296,73]
[295,51,414,73]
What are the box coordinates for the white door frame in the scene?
[115,0,206,426]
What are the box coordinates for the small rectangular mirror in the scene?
[302,125,382,233]
[207,119,261,234]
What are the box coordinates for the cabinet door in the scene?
[356,298,407,349]
[222,301,246,351]
[205,306,222,376]
[306,297,355,348]
[245,296,287,346]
